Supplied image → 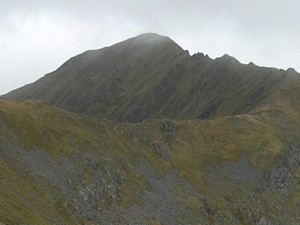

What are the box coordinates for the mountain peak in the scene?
[120,33,182,50]
[287,67,297,73]
[3,34,291,122]
[104,33,185,58]
[135,32,170,40]
[214,54,240,70]
[219,54,240,63]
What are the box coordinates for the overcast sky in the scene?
[0,0,299,95]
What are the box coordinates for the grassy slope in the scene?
[1,75,300,224]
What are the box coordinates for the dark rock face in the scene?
[202,143,300,225]
[264,143,300,196]
[135,162,203,225]
[205,155,261,185]
[0,140,201,224]
[0,139,127,224]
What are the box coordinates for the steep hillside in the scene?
[1,73,300,224]
[4,33,297,122]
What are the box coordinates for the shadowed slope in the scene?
[4,33,298,122]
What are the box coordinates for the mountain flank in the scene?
[4,33,298,122]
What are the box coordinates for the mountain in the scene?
[1,33,300,225]
[4,33,297,122]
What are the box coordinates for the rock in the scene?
[249,192,260,204]
[297,201,300,209]
[246,210,253,223]
[60,156,74,175]
[78,190,89,202]
[148,141,169,159]
[105,183,120,201]
[132,136,139,143]
[84,153,99,169]
[264,143,300,196]
[82,209,95,221]
[159,121,177,134]
[257,217,272,225]
[203,200,214,217]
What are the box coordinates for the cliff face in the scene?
[1,34,300,225]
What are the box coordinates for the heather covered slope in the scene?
[1,74,300,225]
[4,33,297,122]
